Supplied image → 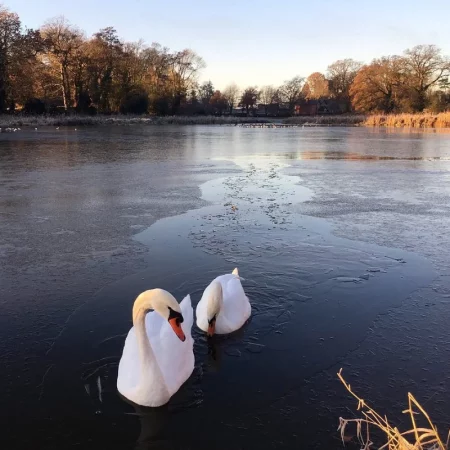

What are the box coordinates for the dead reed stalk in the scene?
[337,369,449,450]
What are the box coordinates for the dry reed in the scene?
[364,112,450,128]
[337,369,449,450]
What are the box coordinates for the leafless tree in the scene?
[278,75,305,112]
[402,45,450,111]
[327,59,362,110]
[259,85,278,104]
[222,82,240,113]
[41,16,85,110]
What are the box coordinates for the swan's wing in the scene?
[117,309,166,396]
[117,326,141,396]
[152,295,195,396]
[220,274,251,327]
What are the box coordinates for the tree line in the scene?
[0,4,449,116]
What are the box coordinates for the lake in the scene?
[1,125,450,449]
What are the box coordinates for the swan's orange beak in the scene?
[169,318,186,342]
[207,321,216,337]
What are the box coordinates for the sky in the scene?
[6,0,450,90]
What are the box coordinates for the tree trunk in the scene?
[0,82,6,113]
[60,63,72,111]
[0,64,7,113]
[60,65,68,110]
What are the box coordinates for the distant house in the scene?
[231,107,247,116]
[256,103,291,117]
[295,99,346,115]
[278,103,291,117]
[256,103,280,116]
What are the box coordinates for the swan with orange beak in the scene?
[196,268,251,336]
[117,288,194,407]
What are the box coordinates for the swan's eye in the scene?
[208,315,216,325]
[168,307,184,324]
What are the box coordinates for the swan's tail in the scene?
[180,294,194,329]
[232,267,245,281]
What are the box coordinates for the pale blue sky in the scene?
[7,0,450,90]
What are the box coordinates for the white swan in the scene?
[196,268,251,336]
[117,289,194,407]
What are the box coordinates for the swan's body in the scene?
[196,268,251,335]
[117,289,194,407]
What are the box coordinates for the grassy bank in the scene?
[0,114,274,128]
[365,112,450,128]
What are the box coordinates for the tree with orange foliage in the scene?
[304,72,329,99]
[350,56,404,113]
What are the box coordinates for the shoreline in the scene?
[1,113,449,129]
[0,113,365,129]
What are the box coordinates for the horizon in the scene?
[5,0,450,90]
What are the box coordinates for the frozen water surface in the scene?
[1,126,450,449]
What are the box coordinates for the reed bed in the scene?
[365,112,450,128]
[337,369,449,450]
[283,115,366,126]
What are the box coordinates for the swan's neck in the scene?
[133,307,168,395]
[207,281,223,319]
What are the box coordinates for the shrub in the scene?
[23,98,46,115]
[120,90,149,115]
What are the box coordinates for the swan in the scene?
[117,289,194,407]
[196,268,251,336]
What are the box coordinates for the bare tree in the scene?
[327,59,362,111]
[222,82,240,113]
[259,85,277,104]
[402,45,450,111]
[41,16,85,110]
[279,75,305,113]
[85,27,123,112]
[170,48,205,111]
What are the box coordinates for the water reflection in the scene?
[207,338,222,371]
[124,400,172,450]
[261,150,450,161]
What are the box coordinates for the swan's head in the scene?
[133,289,186,342]
[205,281,223,337]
